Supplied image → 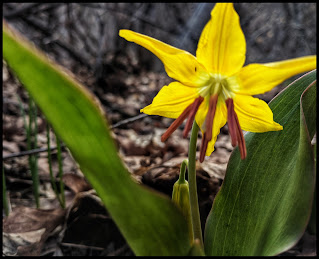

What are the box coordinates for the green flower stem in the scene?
[188,121,203,247]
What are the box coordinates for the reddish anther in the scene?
[233,110,247,159]
[161,103,193,142]
[226,99,237,147]
[183,96,204,138]
[199,133,208,163]
[161,96,205,142]
[226,98,247,160]
[199,95,218,162]
[161,95,247,162]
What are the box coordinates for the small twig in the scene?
[3,146,64,160]
[3,114,149,160]
[110,113,148,129]
[60,242,105,251]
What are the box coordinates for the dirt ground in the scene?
[3,3,316,256]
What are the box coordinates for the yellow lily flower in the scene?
[119,3,316,162]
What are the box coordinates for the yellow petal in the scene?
[196,3,246,76]
[141,81,199,119]
[119,29,210,87]
[233,94,283,132]
[236,55,317,95]
[195,98,227,156]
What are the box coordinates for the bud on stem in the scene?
[172,159,194,243]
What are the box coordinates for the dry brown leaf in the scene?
[61,191,128,250]
[62,173,91,194]
[3,206,66,256]
[3,140,20,156]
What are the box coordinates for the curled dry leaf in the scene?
[62,173,92,194]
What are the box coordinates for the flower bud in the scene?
[172,160,194,243]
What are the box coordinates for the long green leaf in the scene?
[204,70,316,256]
[3,21,191,256]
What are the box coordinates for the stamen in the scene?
[226,99,237,147]
[233,110,247,159]
[183,96,204,138]
[161,101,193,142]
[226,98,247,160]
[205,95,218,142]
[199,133,207,163]
[199,95,218,163]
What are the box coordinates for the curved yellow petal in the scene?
[196,3,246,76]
[194,97,208,131]
[119,29,210,87]
[141,81,199,119]
[236,55,316,95]
[195,98,227,156]
[233,94,283,132]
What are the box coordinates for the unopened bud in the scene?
[172,160,194,243]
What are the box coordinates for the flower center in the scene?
[199,74,234,101]
[160,73,246,162]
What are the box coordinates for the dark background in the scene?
[3,3,316,83]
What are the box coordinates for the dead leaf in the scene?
[62,173,91,194]
[142,163,180,196]
[3,206,66,256]
[61,191,128,250]
[199,145,232,180]
[3,140,20,154]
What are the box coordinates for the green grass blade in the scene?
[17,94,40,207]
[29,98,40,208]
[3,166,9,216]
[204,70,316,256]
[56,136,65,208]
[46,123,64,208]
[3,21,191,256]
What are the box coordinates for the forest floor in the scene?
[2,56,316,256]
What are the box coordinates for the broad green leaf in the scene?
[3,21,191,256]
[204,70,316,256]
